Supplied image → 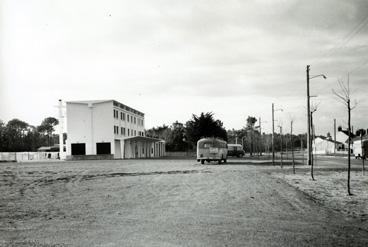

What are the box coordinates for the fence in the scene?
[0,152,60,162]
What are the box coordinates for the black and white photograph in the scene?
[1,0,368,246]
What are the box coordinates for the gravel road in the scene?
[1,159,367,246]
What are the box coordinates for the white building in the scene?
[313,136,345,155]
[352,134,368,158]
[66,100,165,159]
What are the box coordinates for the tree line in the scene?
[0,117,60,152]
[146,112,227,152]
[147,113,306,153]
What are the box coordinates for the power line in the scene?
[349,57,368,74]
[322,15,368,59]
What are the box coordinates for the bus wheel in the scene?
[218,159,222,164]
[223,159,227,163]
[201,160,204,164]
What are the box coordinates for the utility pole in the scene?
[279,125,283,168]
[306,65,312,166]
[334,119,337,154]
[272,103,275,165]
[291,120,295,174]
[58,99,65,160]
[347,99,352,195]
[259,117,262,156]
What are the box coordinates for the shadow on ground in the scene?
[203,160,303,166]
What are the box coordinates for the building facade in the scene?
[66,100,165,159]
[313,136,345,155]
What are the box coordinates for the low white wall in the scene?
[0,152,59,161]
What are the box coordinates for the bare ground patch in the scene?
[273,170,368,222]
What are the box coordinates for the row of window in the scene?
[114,126,145,137]
[113,109,144,126]
[113,100,144,117]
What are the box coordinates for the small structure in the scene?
[313,136,345,154]
[351,134,368,158]
[66,99,165,160]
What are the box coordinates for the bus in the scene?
[227,144,245,157]
[197,137,228,164]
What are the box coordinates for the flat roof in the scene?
[67,99,144,117]
[124,136,164,143]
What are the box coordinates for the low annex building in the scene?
[313,135,345,155]
[66,100,165,159]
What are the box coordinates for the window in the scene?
[113,110,119,119]
[134,117,136,124]
[131,116,133,122]
[123,113,125,121]
[128,129,130,136]
[134,130,136,136]
[120,112,123,120]
[127,114,129,122]
[121,127,123,135]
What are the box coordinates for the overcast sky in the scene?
[1,0,368,135]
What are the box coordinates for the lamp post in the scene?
[307,65,327,168]
[272,103,283,165]
[306,65,326,167]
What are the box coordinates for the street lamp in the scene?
[272,103,283,165]
[306,65,326,167]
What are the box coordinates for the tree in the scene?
[327,132,332,139]
[167,121,187,151]
[0,120,6,151]
[37,117,59,146]
[146,125,171,140]
[246,116,257,129]
[185,112,227,147]
[5,119,29,151]
[245,116,258,156]
[332,75,356,196]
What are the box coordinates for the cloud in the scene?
[1,0,368,134]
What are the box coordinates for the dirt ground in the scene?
[273,169,368,220]
[1,159,368,246]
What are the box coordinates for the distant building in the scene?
[313,136,345,154]
[351,134,368,158]
[66,100,165,159]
